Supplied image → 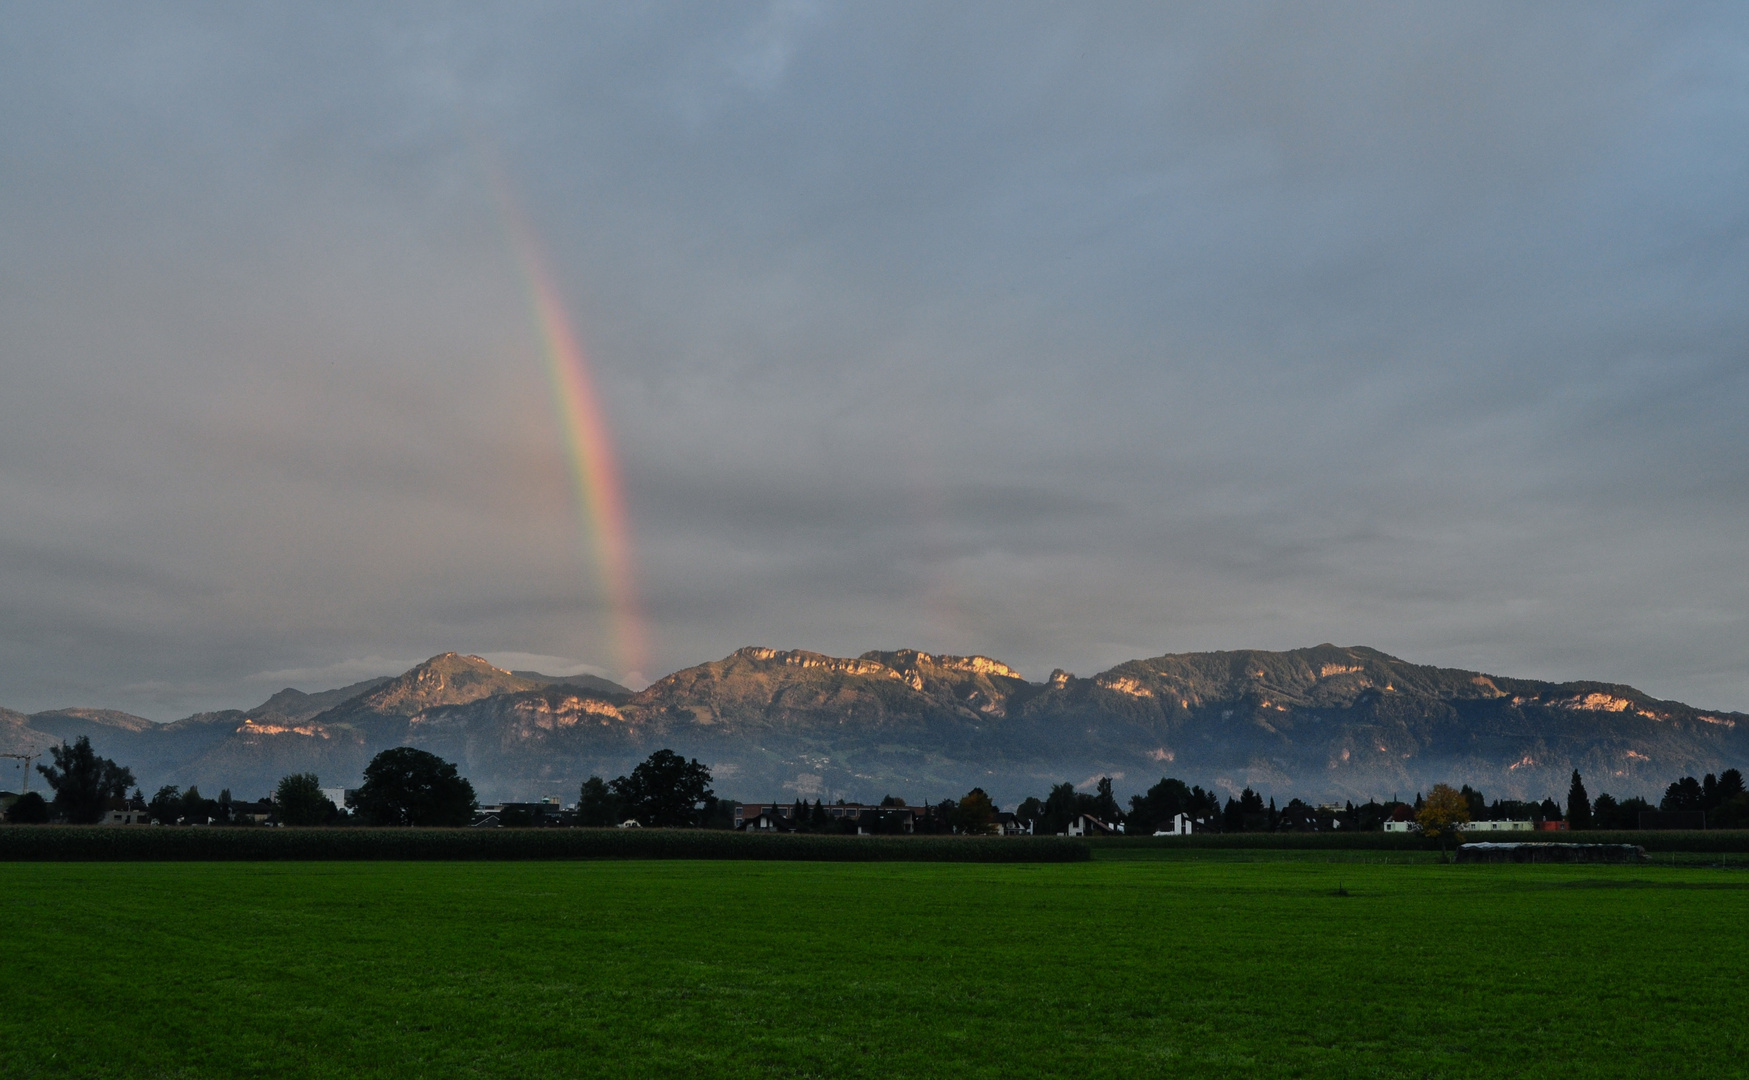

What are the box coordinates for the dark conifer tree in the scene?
[1567,770,1593,830]
[1718,768,1746,801]
[1662,776,1704,812]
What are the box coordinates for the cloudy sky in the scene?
[2,2,1746,718]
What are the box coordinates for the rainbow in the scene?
[497,189,648,681]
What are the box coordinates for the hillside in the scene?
[2,645,1744,806]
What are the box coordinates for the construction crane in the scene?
[1,749,40,794]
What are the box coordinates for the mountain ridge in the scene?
[2,644,1743,806]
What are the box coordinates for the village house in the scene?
[1065,813,1118,837]
[96,794,152,825]
[737,810,794,832]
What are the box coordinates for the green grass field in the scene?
[3,856,1744,1078]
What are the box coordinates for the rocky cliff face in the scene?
[3,644,1744,807]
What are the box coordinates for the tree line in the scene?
[6,735,1745,835]
[1567,767,1747,829]
[1,738,720,830]
[0,737,483,827]
[999,766,1749,835]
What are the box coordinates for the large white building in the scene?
[1152,812,1196,836]
[1385,819,1535,833]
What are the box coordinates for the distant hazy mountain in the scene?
[248,678,397,725]
[508,670,637,698]
[1,645,1742,806]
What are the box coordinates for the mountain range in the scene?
[3,645,1744,807]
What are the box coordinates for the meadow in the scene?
[3,855,1744,1079]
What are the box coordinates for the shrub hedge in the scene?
[1086,829,1749,853]
[0,826,1089,862]
[1088,833,1429,853]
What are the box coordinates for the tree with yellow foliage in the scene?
[1416,783,1471,862]
[952,788,998,834]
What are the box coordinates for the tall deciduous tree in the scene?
[576,776,621,826]
[1416,783,1471,861]
[37,736,134,824]
[1093,777,1123,825]
[275,773,337,826]
[179,786,216,826]
[609,749,713,827]
[1128,777,1191,836]
[1040,782,1081,835]
[952,788,997,834]
[353,748,477,827]
[5,791,49,824]
[1127,778,1222,834]
[148,785,183,825]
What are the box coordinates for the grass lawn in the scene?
[2,857,1744,1078]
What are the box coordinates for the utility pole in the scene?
[2,749,41,795]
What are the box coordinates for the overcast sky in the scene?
[2,2,1746,719]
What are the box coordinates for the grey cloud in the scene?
[0,3,1746,718]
